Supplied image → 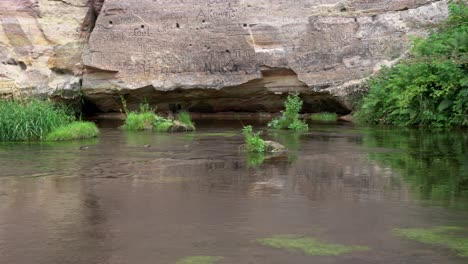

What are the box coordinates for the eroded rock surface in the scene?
[1,0,449,113]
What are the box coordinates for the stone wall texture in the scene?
[0,0,449,112]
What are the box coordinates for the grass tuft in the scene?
[45,121,99,141]
[311,113,338,122]
[258,235,370,256]
[393,226,468,257]
[177,111,195,130]
[176,256,223,264]
[0,99,74,141]
[123,103,195,132]
[124,103,156,131]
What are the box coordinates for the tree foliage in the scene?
[357,1,468,127]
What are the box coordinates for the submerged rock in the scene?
[240,140,287,154]
[264,141,288,153]
[170,120,195,133]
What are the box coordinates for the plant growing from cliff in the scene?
[356,1,468,127]
[268,93,309,131]
[0,99,74,141]
[242,125,266,153]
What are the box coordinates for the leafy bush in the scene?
[268,94,309,131]
[356,1,468,127]
[46,121,99,141]
[242,125,266,153]
[0,99,74,141]
[311,113,338,122]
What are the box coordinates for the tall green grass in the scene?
[0,99,73,141]
[46,121,99,141]
[124,103,156,131]
[177,111,195,130]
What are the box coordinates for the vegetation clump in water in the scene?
[258,235,370,256]
[0,99,98,141]
[356,1,468,127]
[123,103,195,132]
[393,226,468,257]
[177,111,196,131]
[176,256,223,264]
[311,113,338,122]
[242,125,266,153]
[46,121,99,141]
[268,93,308,131]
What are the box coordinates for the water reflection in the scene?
[362,128,468,210]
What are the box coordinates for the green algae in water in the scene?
[393,226,468,257]
[311,113,338,122]
[195,132,239,138]
[258,235,370,256]
[176,256,223,264]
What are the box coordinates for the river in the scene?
[0,120,467,264]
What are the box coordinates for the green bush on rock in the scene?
[268,93,308,131]
[356,1,468,127]
[46,121,99,141]
[242,125,265,153]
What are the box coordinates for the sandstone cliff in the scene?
[0,0,449,113]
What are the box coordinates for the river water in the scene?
[0,120,467,264]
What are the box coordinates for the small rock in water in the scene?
[79,146,89,150]
[264,141,288,153]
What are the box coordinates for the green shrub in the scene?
[242,125,266,153]
[311,113,338,121]
[356,1,468,127]
[177,111,195,130]
[0,99,73,141]
[46,121,99,141]
[268,93,308,131]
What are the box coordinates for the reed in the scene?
[0,99,73,141]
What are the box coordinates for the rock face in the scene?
[1,0,449,113]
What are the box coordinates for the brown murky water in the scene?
[0,121,467,264]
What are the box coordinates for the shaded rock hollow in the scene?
[0,0,449,113]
